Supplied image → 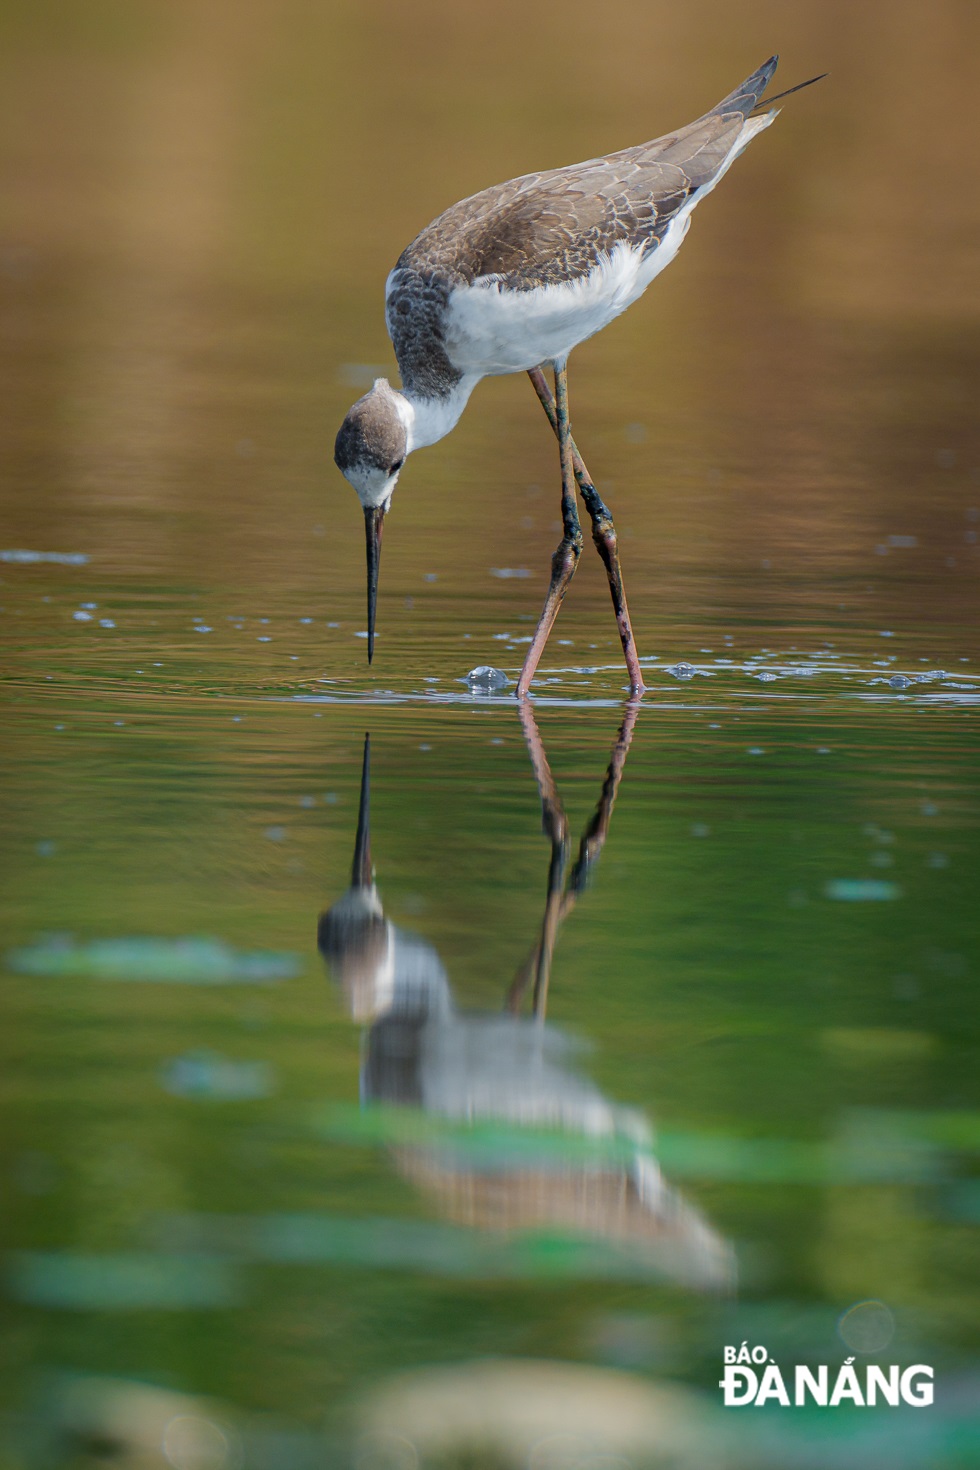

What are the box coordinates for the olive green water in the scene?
[1,1,978,1466]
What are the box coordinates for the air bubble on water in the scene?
[328,621,341,629]
[465,665,509,690]
[490,568,531,579]
[423,573,438,582]
[747,747,765,756]
[889,674,913,689]
[72,611,91,622]
[194,625,213,634]
[756,671,778,683]
[927,852,949,869]
[920,800,938,816]
[259,618,270,625]
[299,796,316,809]
[257,635,272,642]
[99,618,115,628]
[667,662,696,680]
[264,826,287,843]
[299,617,313,624]
[879,630,895,638]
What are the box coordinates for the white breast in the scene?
[444,233,678,377]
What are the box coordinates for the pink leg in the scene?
[515,363,583,699]
[527,366,646,696]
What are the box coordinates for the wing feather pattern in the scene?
[385,57,779,393]
[397,57,778,292]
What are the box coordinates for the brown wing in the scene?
[398,56,778,291]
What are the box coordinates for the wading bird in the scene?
[334,56,822,696]
[318,716,733,1290]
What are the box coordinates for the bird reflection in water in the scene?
[319,706,732,1292]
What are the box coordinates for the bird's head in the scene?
[334,378,413,662]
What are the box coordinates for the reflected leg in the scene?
[527,366,646,696]
[515,362,583,700]
[506,701,569,1020]
[508,700,639,1019]
[566,700,640,899]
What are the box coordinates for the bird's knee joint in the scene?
[592,518,617,552]
[551,532,582,575]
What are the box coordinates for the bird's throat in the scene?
[403,377,480,451]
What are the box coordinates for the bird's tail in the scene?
[710,55,780,119]
[709,56,826,121]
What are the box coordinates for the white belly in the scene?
[441,112,773,377]
[444,210,692,376]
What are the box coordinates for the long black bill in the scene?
[364,505,385,664]
[352,732,372,888]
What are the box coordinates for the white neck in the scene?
[401,377,480,452]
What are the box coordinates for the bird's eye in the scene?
[390,458,404,474]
